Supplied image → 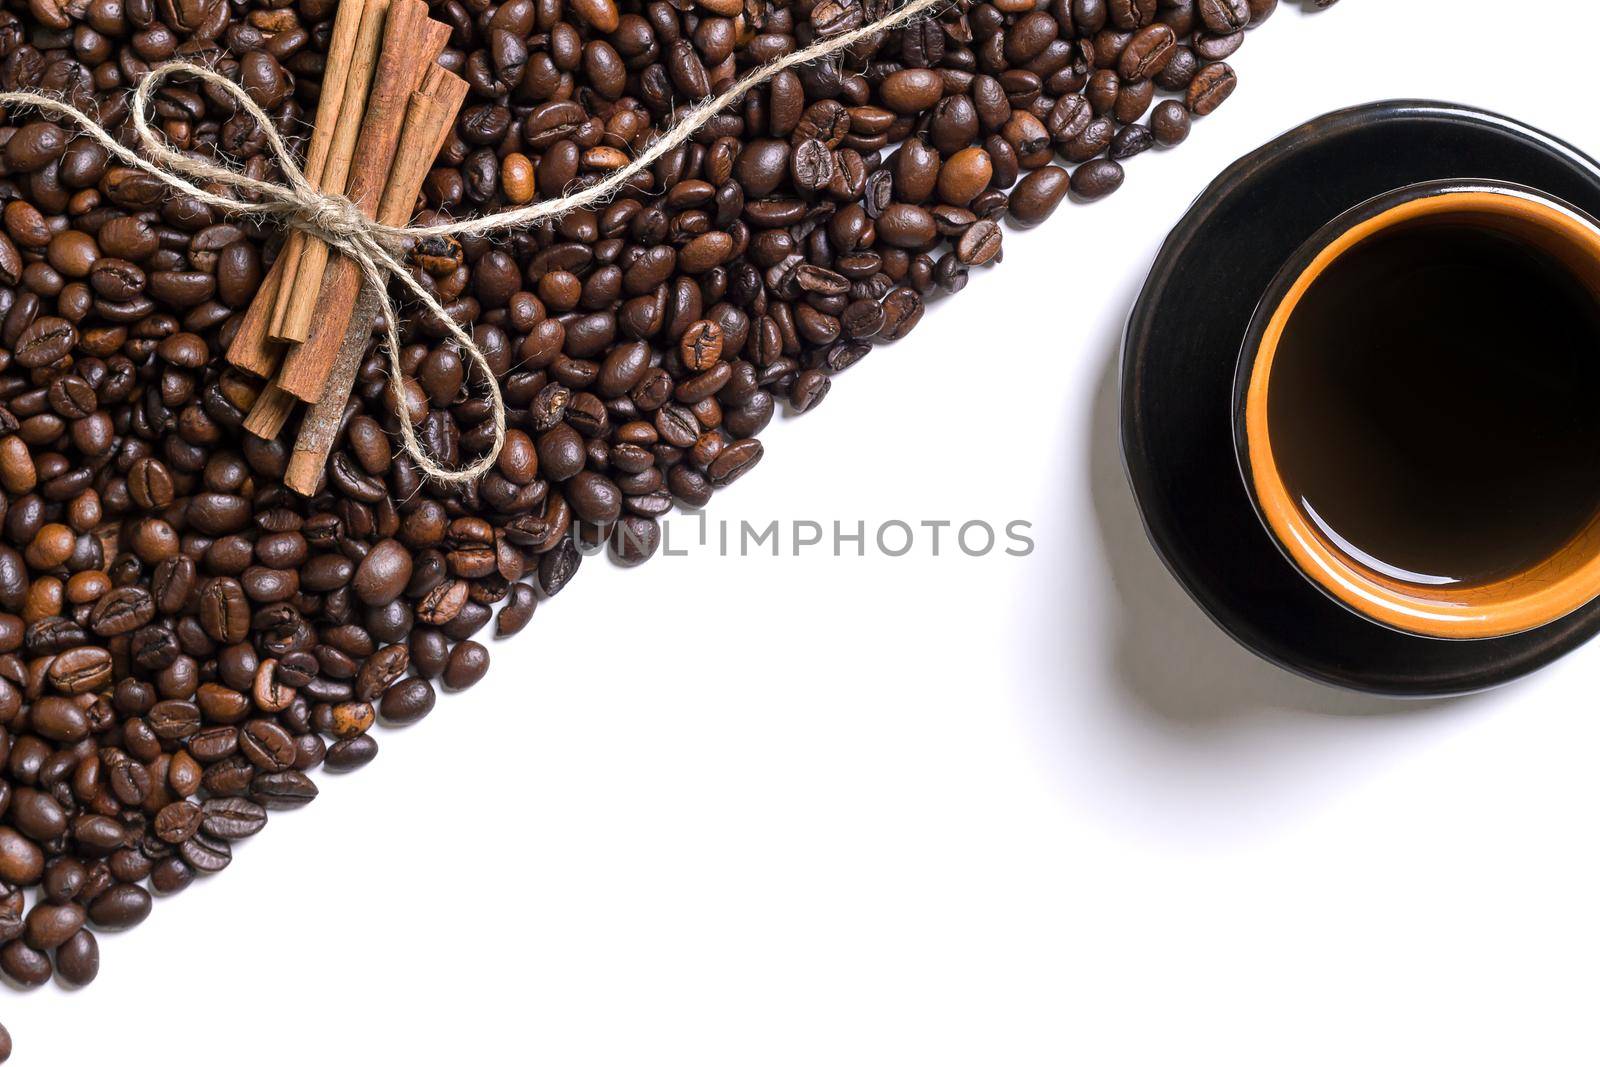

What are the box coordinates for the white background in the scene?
[18,2,1600,1064]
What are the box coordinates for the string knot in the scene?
[295,192,372,243]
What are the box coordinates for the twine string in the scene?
[0,0,945,484]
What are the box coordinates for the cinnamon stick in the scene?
[240,381,298,439]
[281,284,384,496]
[224,0,379,375]
[244,67,458,445]
[268,0,388,343]
[274,1,448,403]
[283,69,468,495]
[222,251,288,375]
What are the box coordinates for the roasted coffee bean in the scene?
[0,894,22,943]
[23,901,84,949]
[240,719,296,772]
[12,788,66,842]
[154,801,204,844]
[1110,124,1155,159]
[14,316,75,369]
[90,586,156,636]
[1071,158,1127,200]
[43,860,85,903]
[1198,0,1250,33]
[199,797,268,840]
[610,515,661,565]
[443,640,490,691]
[1156,44,1201,90]
[1,940,51,988]
[199,578,249,644]
[495,583,538,637]
[0,828,43,886]
[46,647,112,696]
[1009,166,1072,226]
[379,677,437,725]
[55,927,99,986]
[86,882,152,929]
[1187,61,1238,115]
[151,856,194,896]
[326,735,379,771]
[957,220,1004,266]
[251,771,318,810]
[178,832,231,874]
[1151,99,1193,145]
[32,695,88,740]
[1109,0,1156,30]
[1120,23,1177,79]
[707,439,764,487]
[353,537,412,604]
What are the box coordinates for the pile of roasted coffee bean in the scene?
[0,0,1336,1020]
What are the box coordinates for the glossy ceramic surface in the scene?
[1122,100,1600,695]
[1237,182,1600,641]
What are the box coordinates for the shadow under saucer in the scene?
[1087,350,1458,725]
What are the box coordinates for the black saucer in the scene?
[1121,100,1600,697]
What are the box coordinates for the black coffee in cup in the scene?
[1265,218,1600,588]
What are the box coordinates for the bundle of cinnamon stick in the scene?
[225,0,466,496]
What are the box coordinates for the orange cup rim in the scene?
[1235,181,1600,641]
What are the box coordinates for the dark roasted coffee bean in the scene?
[1009,166,1072,226]
[379,677,437,726]
[443,640,490,691]
[199,578,249,644]
[251,771,318,810]
[14,316,75,368]
[707,439,764,487]
[24,901,84,949]
[1155,44,1200,90]
[178,832,232,874]
[1111,124,1155,159]
[43,859,85,903]
[956,220,1004,266]
[200,797,268,840]
[1071,158,1127,200]
[85,883,150,929]
[611,515,661,565]
[1109,0,1156,29]
[91,586,156,636]
[240,719,296,772]
[153,801,204,844]
[539,539,582,597]
[56,927,99,986]
[353,539,413,605]
[1151,99,1193,145]
[495,583,538,638]
[1187,61,1238,115]
[151,856,194,896]
[0,829,43,886]
[12,788,67,842]
[326,735,379,771]
[1,940,51,987]
[1120,23,1176,79]
[1197,0,1250,33]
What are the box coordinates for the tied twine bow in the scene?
[0,0,945,485]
